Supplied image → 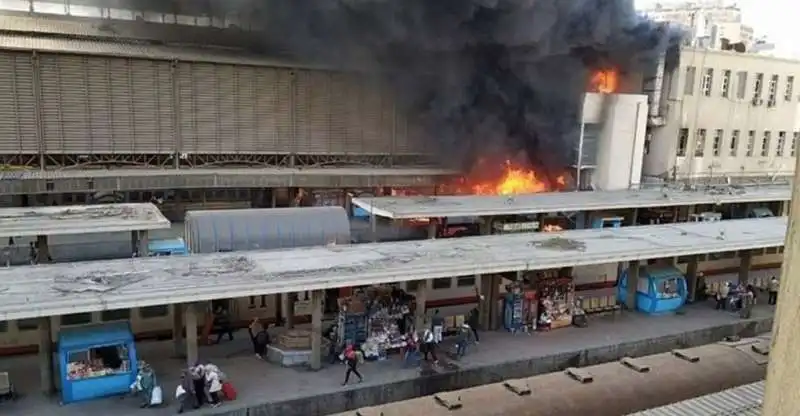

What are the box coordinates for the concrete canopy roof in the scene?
[0,217,785,321]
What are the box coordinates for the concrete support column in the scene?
[427,219,437,239]
[310,289,323,371]
[762,150,800,415]
[626,260,640,311]
[780,200,790,216]
[172,304,184,357]
[138,230,149,257]
[35,235,50,263]
[490,274,503,330]
[282,293,295,329]
[685,255,699,302]
[185,303,199,366]
[479,274,493,330]
[38,317,54,395]
[628,208,639,226]
[738,250,752,285]
[479,217,493,235]
[370,213,378,242]
[414,280,428,332]
[131,231,139,256]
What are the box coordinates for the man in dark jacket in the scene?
[213,305,234,344]
[467,307,480,343]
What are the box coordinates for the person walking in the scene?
[467,307,480,343]
[247,318,270,360]
[420,328,438,363]
[213,305,234,344]
[341,345,363,385]
[716,282,730,310]
[768,276,779,305]
[431,310,445,344]
[740,285,756,319]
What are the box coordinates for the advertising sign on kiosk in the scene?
[58,322,138,404]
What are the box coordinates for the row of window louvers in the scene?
[0,51,429,156]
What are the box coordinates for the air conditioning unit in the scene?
[767,100,776,108]
[751,98,763,106]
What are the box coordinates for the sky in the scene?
[635,0,800,59]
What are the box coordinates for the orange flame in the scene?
[542,224,563,232]
[590,69,619,93]
[456,160,567,196]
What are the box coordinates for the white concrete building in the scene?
[579,93,648,191]
[644,48,800,182]
[642,1,755,50]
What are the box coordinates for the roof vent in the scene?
[434,392,463,410]
[503,379,532,396]
[565,367,594,383]
[620,357,651,373]
[672,349,700,363]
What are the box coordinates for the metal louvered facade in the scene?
[0,51,38,155]
[0,48,431,160]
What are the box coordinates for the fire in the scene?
[542,224,563,232]
[473,163,547,195]
[441,160,567,196]
[590,69,619,93]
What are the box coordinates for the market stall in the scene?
[337,285,412,360]
[58,322,138,404]
[534,270,575,330]
[502,283,537,333]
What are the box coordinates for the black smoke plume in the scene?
[186,0,681,173]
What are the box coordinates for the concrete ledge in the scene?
[212,316,773,416]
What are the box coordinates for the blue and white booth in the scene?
[58,322,138,404]
[618,265,687,315]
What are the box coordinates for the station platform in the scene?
[0,302,775,416]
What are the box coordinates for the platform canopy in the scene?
[0,217,786,321]
[0,203,171,238]
[631,380,765,415]
[351,185,791,219]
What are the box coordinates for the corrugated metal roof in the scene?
[630,381,764,415]
[0,13,261,50]
[0,32,327,69]
[184,206,351,253]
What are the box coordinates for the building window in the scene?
[793,132,799,157]
[139,305,169,319]
[729,130,740,156]
[761,131,771,157]
[676,128,688,157]
[457,276,476,287]
[701,68,714,96]
[721,70,731,98]
[432,278,452,290]
[777,131,787,157]
[753,73,764,101]
[746,130,756,156]
[767,75,779,106]
[61,313,93,326]
[248,295,268,309]
[101,309,131,322]
[694,128,707,157]
[712,129,723,156]
[406,280,420,292]
[684,66,696,95]
[786,76,795,102]
[17,319,40,331]
[735,71,747,99]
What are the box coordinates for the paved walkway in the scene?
[0,301,775,416]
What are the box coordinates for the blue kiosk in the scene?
[58,322,138,404]
[618,265,688,315]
